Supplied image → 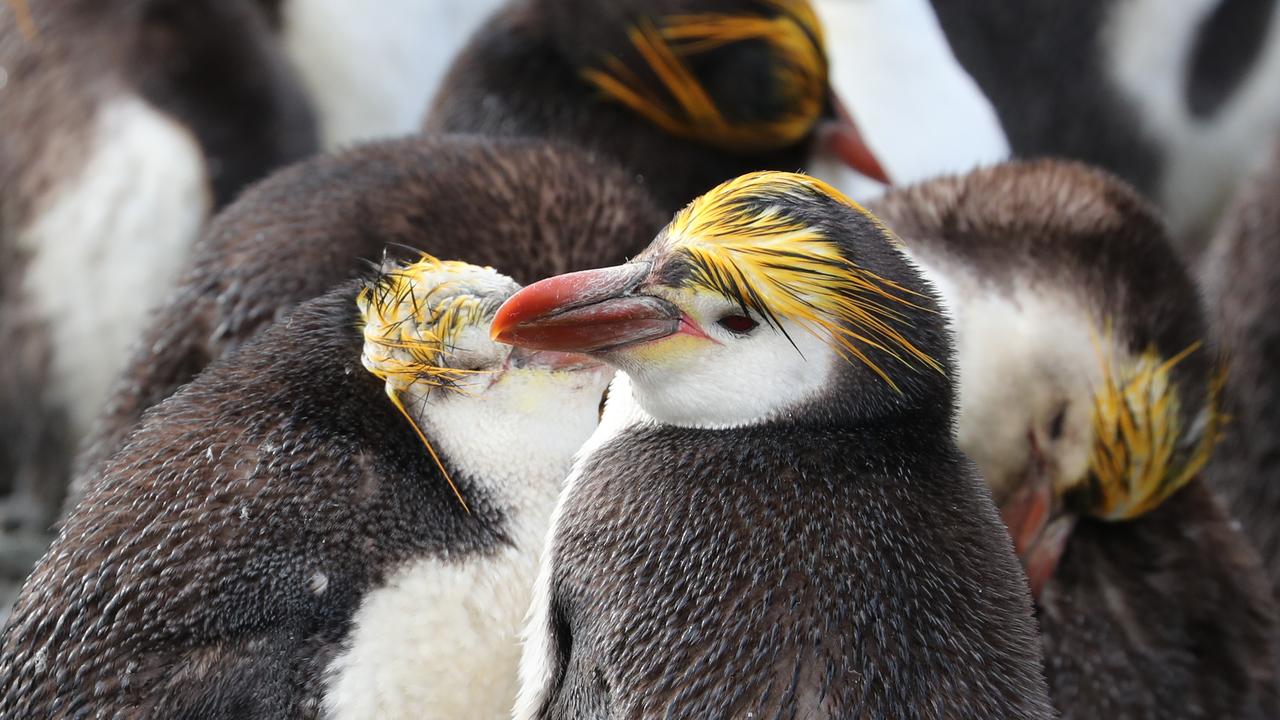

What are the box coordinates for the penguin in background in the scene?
[1200,134,1280,593]
[869,160,1280,718]
[72,136,663,509]
[491,172,1054,719]
[0,256,614,718]
[927,0,1280,251]
[814,0,1280,251]
[0,0,316,539]
[426,0,890,215]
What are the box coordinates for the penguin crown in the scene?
[1082,335,1224,520]
[582,0,828,152]
[656,171,942,389]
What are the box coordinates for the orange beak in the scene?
[999,433,1076,601]
[491,263,681,354]
[822,90,891,185]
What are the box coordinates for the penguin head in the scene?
[992,319,1223,597]
[539,0,888,182]
[872,162,1224,598]
[359,255,613,510]
[491,171,947,430]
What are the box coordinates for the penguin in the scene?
[867,160,1280,718]
[0,256,614,718]
[1200,134,1280,593]
[922,0,1280,250]
[72,136,663,509]
[490,172,1055,718]
[425,0,889,215]
[0,0,317,540]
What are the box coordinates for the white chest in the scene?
[280,0,507,148]
[321,532,547,720]
[16,94,209,440]
[809,0,1011,201]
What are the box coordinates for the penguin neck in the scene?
[404,375,601,532]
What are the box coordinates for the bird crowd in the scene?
[0,0,1278,717]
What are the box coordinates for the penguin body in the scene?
[869,161,1280,718]
[0,0,316,534]
[73,136,663,505]
[427,0,888,215]
[1201,135,1280,592]
[0,260,613,718]
[491,173,1053,718]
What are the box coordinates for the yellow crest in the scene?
[357,254,506,513]
[661,171,942,390]
[582,0,828,151]
[1084,337,1224,520]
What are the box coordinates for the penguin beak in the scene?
[507,346,603,372]
[999,433,1076,601]
[491,263,682,354]
[819,90,891,185]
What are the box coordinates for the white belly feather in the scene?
[17,94,209,442]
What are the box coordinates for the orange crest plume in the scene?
[357,254,506,513]
[659,171,942,390]
[1083,335,1224,520]
[582,0,828,152]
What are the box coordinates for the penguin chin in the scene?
[416,359,615,491]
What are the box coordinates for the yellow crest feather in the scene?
[356,254,504,513]
[661,172,942,390]
[1084,334,1224,520]
[581,0,827,151]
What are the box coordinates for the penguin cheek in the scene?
[611,333,713,377]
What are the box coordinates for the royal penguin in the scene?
[426,0,889,215]
[490,172,1055,719]
[70,136,662,511]
[868,160,1280,718]
[0,0,316,542]
[0,256,613,718]
[1200,134,1280,593]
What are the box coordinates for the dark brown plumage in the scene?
[1201,135,1280,594]
[0,283,504,716]
[72,136,664,504]
[870,160,1280,719]
[425,0,860,215]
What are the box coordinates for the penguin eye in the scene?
[1048,402,1068,441]
[716,314,759,335]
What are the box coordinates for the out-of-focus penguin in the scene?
[871,160,1280,718]
[1200,134,1280,594]
[427,0,889,214]
[0,0,316,539]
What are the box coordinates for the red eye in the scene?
[716,314,759,334]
